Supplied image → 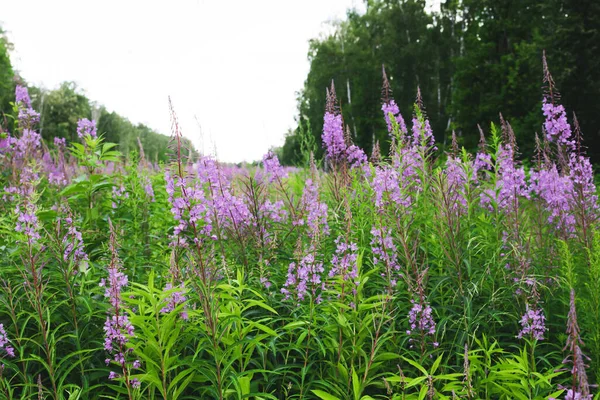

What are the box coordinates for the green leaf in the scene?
[311,390,341,400]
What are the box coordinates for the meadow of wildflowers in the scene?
[0,57,599,400]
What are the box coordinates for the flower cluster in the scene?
[370,226,400,287]
[382,100,408,135]
[112,184,130,209]
[346,144,367,168]
[530,164,575,233]
[473,152,492,177]
[77,118,97,139]
[15,85,31,107]
[299,177,329,239]
[568,154,599,218]
[322,85,367,168]
[160,283,188,320]
[101,231,140,387]
[444,156,468,214]
[371,166,402,210]
[262,151,288,183]
[62,216,88,267]
[15,86,40,129]
[517,305,546,340]
[481,144,529,212]
[322,111,347,162]
[542,99,573,149]
[143,176,155,202]
[282,252,325,303]
[406,298,438,348]
[328,237,359,290]
[411,115,436,150]
[0,324,15,358]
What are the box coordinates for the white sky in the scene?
[2,0,367,163]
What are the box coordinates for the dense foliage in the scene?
[1,56,599,399]
[282,0,600,165]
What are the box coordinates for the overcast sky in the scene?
[2,0,371,163]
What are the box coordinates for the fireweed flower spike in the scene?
[561,290,592,399]
[328,237,359,296]
[322,81,347,163]
[517,304,546,341]
[62,215,89,268]
[15,85,40,129]
[381,66,407,136]
[15,85,31,107]
[101,221,140,390]
[473,125,492,177]
[77,118,98,139]
[411,87,436,151]
[529,163,575,233]
[542,53,574,150]
[262,151,288,183]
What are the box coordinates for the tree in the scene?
[0,27,15,122]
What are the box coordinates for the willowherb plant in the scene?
[101,221,141,392]
[0,55,598,399]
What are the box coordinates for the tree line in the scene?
[279,0,600,165]
[0,28,193,163]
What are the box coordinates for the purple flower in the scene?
[346,144,368,169]
[382,100,408,136]
[15,85,31,107]
[329,237,359,289]
[322,112,346,162]
[18,108,40,127]
[473,152,492,177]
[54,137,67,147]
[262,151,288,183]
[444,156,468,214]
[112,184,129,209]
[411,115,436,150]
[160,283,188,319]
[0,324,15,358]
[542,99,573,149]
[517,305,546,340]
[568,153,599,223]
[370,226,400,288]
[102,231,136,378]
[15,129,41,157]
[62,216,88,267]
[530,163,575,233]
[143,177,155,202]
[563,390,593,400]
[77,118,97,138]
[299,178,329,240]
[281,251,325,303]
[370,166,403,210]
[406,300,435,336]
[481,145,529,212]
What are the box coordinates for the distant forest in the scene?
[279,0,600,166]
[0,27,193,163]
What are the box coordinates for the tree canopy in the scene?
[281,0,600,165]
